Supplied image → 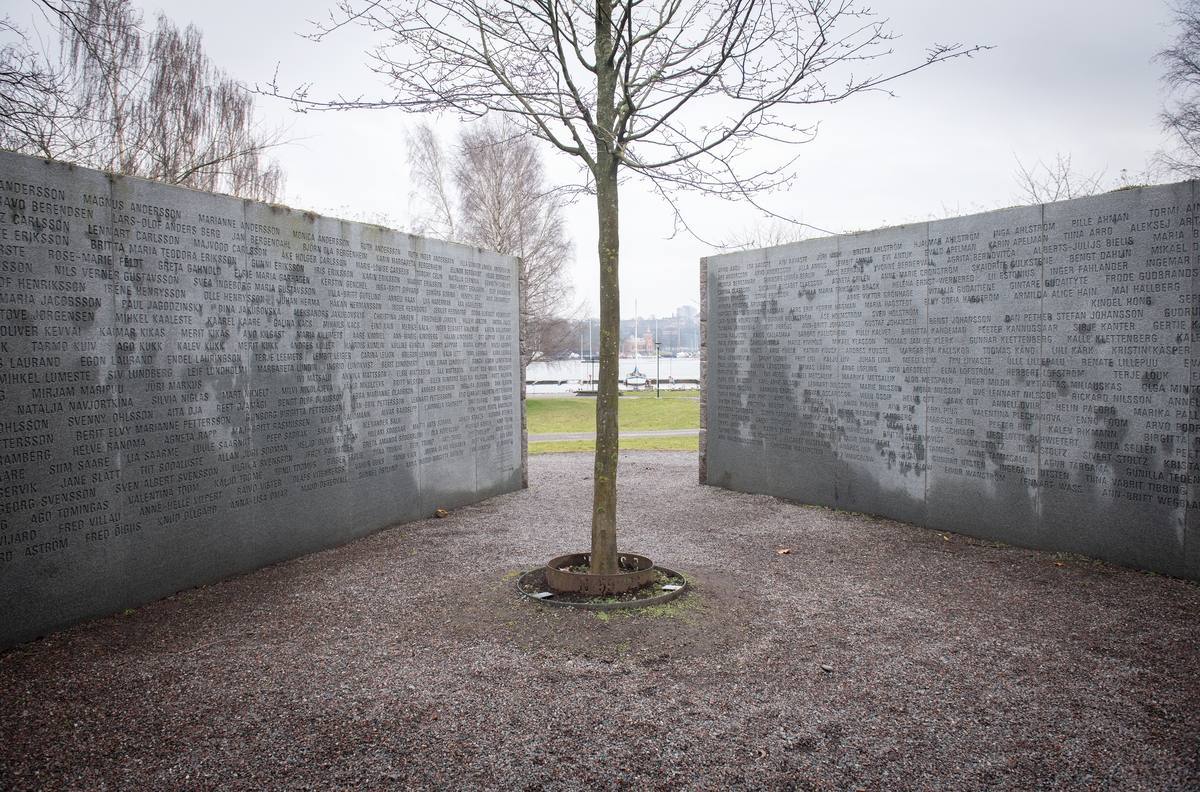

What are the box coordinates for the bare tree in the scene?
[454,118,576,365]
[527,315,582,361]
[1157,0,1200,178]
[58,0,148,173]
[405,120,457,239]
[1012,151,1107,205]
[407,117,577,366]
[0,0,284,201]
[0,15,83,160]
[718,218,823,251]
[139,15,284,199]
[299,0,982,573]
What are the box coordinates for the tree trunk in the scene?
[590,154,620,574]
[589,0,620,575]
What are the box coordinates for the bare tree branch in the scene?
[716,217,827,251]
[282,0,987,574]
[0,15,89,161]
[1,0,285,202]
[282,1,985,201]
[1012,151,1106,205]
[1157,0,1200,178]
[407,117,578,365]
[404,119,458,239]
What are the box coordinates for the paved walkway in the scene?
[528,428,700,441]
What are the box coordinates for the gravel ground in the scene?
[2,451,1198,791]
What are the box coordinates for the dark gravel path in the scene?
[2,451,1197,791]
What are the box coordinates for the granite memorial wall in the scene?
[702,182,1200,579]
[0,151,524,648]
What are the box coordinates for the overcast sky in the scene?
[12,0,1182,319]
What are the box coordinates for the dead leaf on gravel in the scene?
[1054,561,1064,566]
[435,509,449,518]
[777,549,791,555]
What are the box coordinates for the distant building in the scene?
[622,332,656,353]
[616,311,700,354]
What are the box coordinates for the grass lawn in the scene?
[526,393,699,434]
[528,436,699,455]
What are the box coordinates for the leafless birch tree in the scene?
[405,120,458,239]
[407,118,577,365]
[0,0,284,201]
[297,0,982,573]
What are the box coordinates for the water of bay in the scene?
[525,357,700,394]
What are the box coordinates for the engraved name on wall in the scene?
[705,182,1199,578]
[0,151,522,647]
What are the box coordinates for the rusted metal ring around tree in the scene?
[544,552,656,595]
